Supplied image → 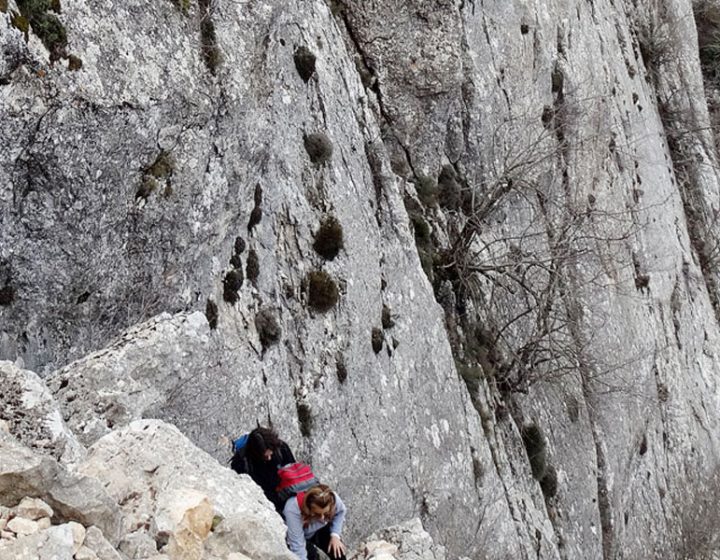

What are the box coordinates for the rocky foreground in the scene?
[0,360,451,560]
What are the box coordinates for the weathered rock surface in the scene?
[0,432,121,542]
[15,497,54,521]
[2,0,720,558]
[77,419,296,560]
[0,360,86,465]
[350,518,447,560]
[0,524,76,560]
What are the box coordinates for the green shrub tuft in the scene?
[146,150,174,178]
[415,175,438,207]
[223,268,243,303]
[540,465,558,498]
[234,236,246,255]
[371,327,383,353]
[336,355,347,383]
[0,285,15,306]
[136,176,158,200]
[381,304,394,329]
[246,249,259,285]
[304,133,333,165]
[305,270,339,312]
[67,54,82,71]
[173,0,190,13]
[313,215,344,260]
[294,45,316,82]
[205,299,218,329]
[438,165,462,210]
[296,402,313,437]
[229,254,242,268]
[11,12,30,39]
[409,212,431,246]
[198,0,221,73]
[247,206,262,232]
[521,424,548,480]
[255,308,281,348]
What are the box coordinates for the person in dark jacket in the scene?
[230,426,295,512]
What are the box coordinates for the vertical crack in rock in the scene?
[326,2,419,176]
[563,272,613,559]
[474,396,527,554]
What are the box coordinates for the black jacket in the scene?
[231,441,295,512]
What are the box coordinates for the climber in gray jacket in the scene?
[283,484,347,560]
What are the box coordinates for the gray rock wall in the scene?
[3,0,720,558]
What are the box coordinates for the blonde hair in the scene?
[301,484,336,521]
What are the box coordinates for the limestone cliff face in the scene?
[2,0,720,558]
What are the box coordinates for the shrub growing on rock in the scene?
[0,285,15,306]
[255,308,281,349]
[521,424,547,480]
[247,206,262,232]
[371,327,383,354]
[205,299,218,329]
[415,175,438,207]
[304,133,333,165]
[438,165,462,211]
[16,0,67,58]
[234,236,246,255]
[336,355,347,384]
[409,212,431,246]
[305,270,338,312]
[246,249,259,285]
[294,45,316,82]
[313,215,343,260]
[67,54,82,71]
[296,402,313,437]
[381,304,395,329]
[229,254,242,268]
[199,0,222,73]
[540,465,558,498]
[223,269,243,304]
[146,150,174,179]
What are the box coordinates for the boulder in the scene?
[68,520,87,554]
[7,516,40,536]
[118,529,159,559]
[351,519,445,560]
[0,524,75,560]
[0,432,121,542]
[75,546,101,560]
[48,313,211,448]
[15,497,54,520]
[83,526,124,560]
[0,361,86,466]
[78,419,295,560]
[365,541,399,558]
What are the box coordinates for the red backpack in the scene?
[276,462,319,502]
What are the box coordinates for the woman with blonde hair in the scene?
[283,483,347,560]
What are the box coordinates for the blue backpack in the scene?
[233,433,250,453]
[229,433,250,473]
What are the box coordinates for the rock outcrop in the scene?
[0,360,85,465]
[76,419,295,560]
[2,0,720,558]
[0,432,121,541]
[0,392,451,560]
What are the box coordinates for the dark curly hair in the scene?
[246,426,283,462]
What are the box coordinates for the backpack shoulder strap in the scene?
[296,491,305,509]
